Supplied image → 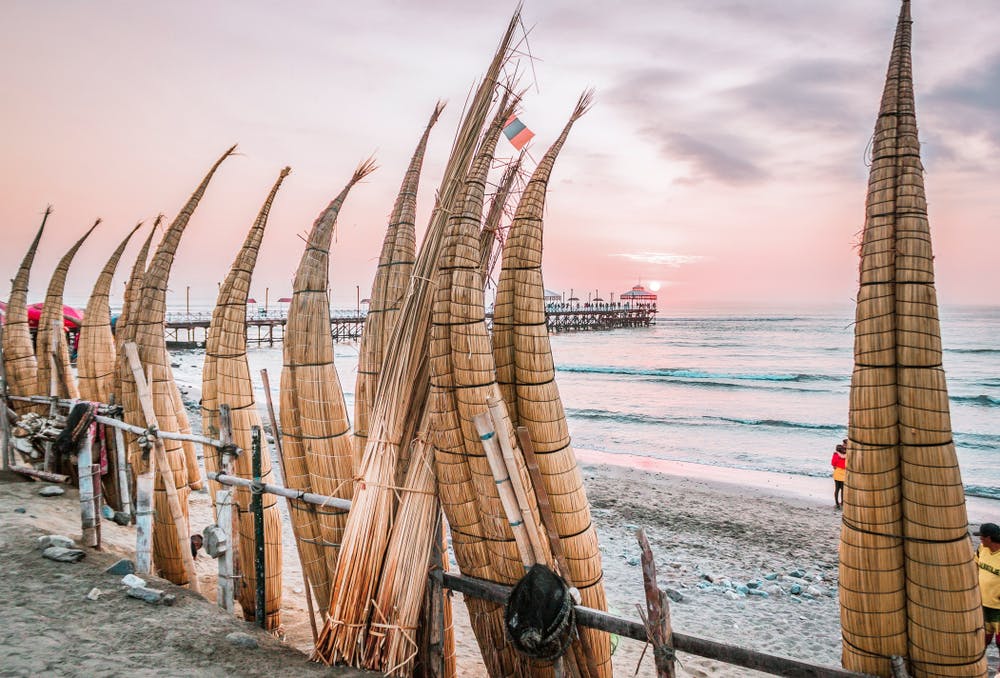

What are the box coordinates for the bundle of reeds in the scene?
[78,223,142,510]
[202,167,289,629]
[35,219,100,402]
[3,208,48,414]
[78,223,142,404]
[314,14,521,669]
[117,145,236,584]
[280,160,376,613]
[113,218,160,376]
[479,152,523,281]
[354,103,443,475]
[492,91,612,677]
[840,3,985,676]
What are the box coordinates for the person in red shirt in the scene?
[831,440,847,510]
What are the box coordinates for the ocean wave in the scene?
[712,416,843,432]
[566,408,841,433]
[558,363,841,384]
[947,348,1000,355]
[964,485,1000,501]
[951,394,1000,408]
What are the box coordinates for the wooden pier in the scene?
[164,303,656,349]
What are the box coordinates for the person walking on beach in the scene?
[975,522,1000,649]
[831,441,847,510]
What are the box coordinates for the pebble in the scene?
[101,505,115,519]
[664,587,685,603]
[789,584,803,595]
[105,559,136,575]
[624,555,640,566]
[39,485,66,497]
[747,589,769,598]
[126,586,167,604]
[121,574,147,588]
[38,535,76,550]
[724,590,743,601]
[42,546,85,563]
[746,580,760,589]
[14,508,26,514]
[85,587,103,601]
[763,573,779,581]
[226,632,258,649]
[805,585,826,597]
[788,569,807,579]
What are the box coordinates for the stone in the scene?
[39,485,65,497]
[42,546,85,563]
[112,511,131,526]
[664,587,685,603]
[226,632,258,649]
[101,504,115,519]
[700,573,716,583]
[105,559,135,575]
[126,586,166,604]
[747,588,769,598]
[746,580,760,589]
[161,594,177,607]
[763,584,783,597]
[788,569,807,579]
[724,590,743,601]
[763,573,779,581]
[789,584,803,595]
[37,535,76,550]
[121,574,147,588]
[13,508,26,514]
[805,585,826,597]
[85,588,102,601]
[625,555,640,566]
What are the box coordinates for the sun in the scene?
[648,280,662,292]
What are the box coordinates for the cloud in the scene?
[924,52,1000,167]
[611,252,707,266]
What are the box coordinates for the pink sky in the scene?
[2,1,998,312]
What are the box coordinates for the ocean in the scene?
[169,305,1000,501]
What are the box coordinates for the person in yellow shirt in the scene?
[975,522,1000,649]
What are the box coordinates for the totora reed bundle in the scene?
[280,160,376,614]
[78,222,142,509]
[428,93,540,678]
[479,151,523,281]
[114,218,160,387]
[314,12,520,670]
[354,102,443,475]
[36,219,100,402]
[492,90,612,677]
[117,145,235,584]
[3,208,48,414]
[840,2,986,676]
[202,167,290,629]
[78,223,142,405]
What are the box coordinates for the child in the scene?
[831,442,847,510]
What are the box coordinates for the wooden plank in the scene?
[215,487,235,613]
[124,342,200,594]
[437,572,873,678]
[113,424,132,518]
[77,428,98,547]
[637,528,674,678]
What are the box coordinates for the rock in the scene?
[121,574,147,588]
[746,580,760,589]
[37,535,76,550]
[226,632,258,649]
[42,546,85,563]
[724,590,743,601]
[763,573,779,581]
[664,587,685,603]
[85,588,102,601]
[112,511,131,526]
[763,584,783,597]
[735,584,749,595]
[624,555,640,566]
[126,586,167,604]
[14,507,26,514]
[105,559,135,575]
[101,504,115,519]
[805,585,826,597]
[789,584,803,595]
[624,524,638,531]
[162,594,177,607]
[788,569,807,579]
[39,485,65,497]
[700,573,716,583]
[747,588,769,598]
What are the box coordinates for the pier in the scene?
[164,302,656,349]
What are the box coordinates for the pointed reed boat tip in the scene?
[280,166,292,178]
[352,156,378,183]
[572,88,595,121]
[431,99,447,122]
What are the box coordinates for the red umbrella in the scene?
[27,302,83,331]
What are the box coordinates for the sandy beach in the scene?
[4,449,998,677]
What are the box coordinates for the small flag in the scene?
[502,114,535,150]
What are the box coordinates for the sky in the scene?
[2,1,998,313]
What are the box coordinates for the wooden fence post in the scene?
[113,423,132,518]
[0,323,12,472]
[636,529,675,678]
[43,320,60,472]
[219,403,239,611]
[77,426,98,547]
[251,425,265,628]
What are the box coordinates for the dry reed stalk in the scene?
[354,103,444,473]
[841,3,985,676]
[3,208,49,414]
[201,167,290,629]
[117,145,236,584]
[78,223,142,404]
[114,217,160,371]
[492,91,612,678]
[315,14,520,670]
[35,219,100,402]
[362,433,440,676]
[280,160,376,613]
[78,223,142,510]
[479,154,523,281]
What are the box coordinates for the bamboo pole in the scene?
[261,367,319,642]
[124,342,200,594]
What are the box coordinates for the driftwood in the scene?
[636,529,675,678]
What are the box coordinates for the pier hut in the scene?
[619,284,657,308]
